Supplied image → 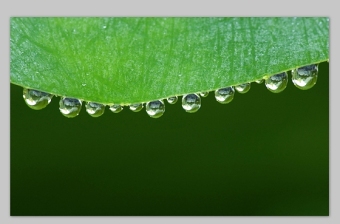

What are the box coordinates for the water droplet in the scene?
[23,88,53,110]
[167,96,178,104]
[146,100,165,118]
[265,72,288,93]
[235,83,251,93]
[199,92,209,97]
[59,97,82,118]
[182,94,201,113]
[255,79,264,84]
[103,25,107,29]
[214,87,235,104]
[85,102,105,117]
[109,104,123,113]
[291,64,318,90]
[129,103,143,112]
[82,83,86,87]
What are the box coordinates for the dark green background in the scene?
[10,62,329,216]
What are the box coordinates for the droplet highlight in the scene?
[255,79,264,84]
[146,100,165,118]
[265,72,288,93]
[167,96,178,104]
[235,83,251,93]
[291,64,318,90]
[23,88,53,110]
[214,87,235,104]
[59,97,82,118]
[199,92,209,97]
[182,93,201,113]
[85,102,105,117]
[109,104,123,113]
[129,103,143,112]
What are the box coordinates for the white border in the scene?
[2,0,337,223]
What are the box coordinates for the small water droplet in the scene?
[167,96,178,104]
[265,72,288,93]
[82,83,86,87]
[59,97,82,118]
[255,79,264,84]
[182,94,201,113]
[85,102,105,117]
[235,83,251,93]
[23,88,53,110]
[214,87,235,104]
[146,100,165,118]
[109,104,123,113]
[129,103,143,112]
[103,25,107,29]
[199,92,209,97]
[291,64,318,90]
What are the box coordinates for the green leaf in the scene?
[10,17,329,105]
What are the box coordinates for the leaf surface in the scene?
[10,17,329,105]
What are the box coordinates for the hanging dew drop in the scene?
[291,64,318,90]
[109,104,123,113]
[146,100,165,118]
[214,86,235,104]
[23,88,53,110]
[167,96,178,104]
[199,92,209,97]
[265,72,288,93]
[182,93,201,113]
[59,97,82,118]
[129,103,143,112]
[235,83,251,93]
[255,79,264,84]
[85,102,105,117]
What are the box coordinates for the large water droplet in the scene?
[59,97,82,118]
[109,104,123,113]
[23,88,53,110]
[235,83,251,93]
[182,93,201,113]
[167,96,178,104]
[199,92,209,97]
[85,102,105,117]
[291,64,318,90]
[265,72,288,93]
[214,87,235,104]
[129,103,143,112]
[146,100,165,118]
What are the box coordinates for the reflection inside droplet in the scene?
[291,64,318,90]
[214,87,235,104]
[199,92,209,97]
[146,100,165,118]
[235,83,251,93]
[129,103,143,112]
[85,102,105,117]
[167,96,178,104]
[109,104,123,113]
[23,88,53,110]
[59,97,82,118]
[182,93,201,113]
[265,72,288,93]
